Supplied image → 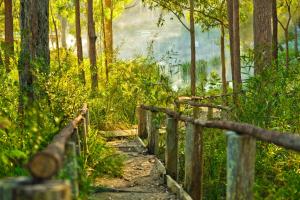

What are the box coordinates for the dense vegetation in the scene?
[0,0,300,199]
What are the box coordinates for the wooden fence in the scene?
[0,104,89,200]
[138,104,300,200]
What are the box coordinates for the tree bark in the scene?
[4,0,14,72]
[226,0,236,104]
[227,0,241,105]
[19,0,50,110]
[220,24,227,105]
[189,0,196,97]
[103,0,113,82]
[253,0,272,74]
[87,0,98,90]
[272,0,278,65]
[75,0,85,84]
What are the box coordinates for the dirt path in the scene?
[90,136,177,200]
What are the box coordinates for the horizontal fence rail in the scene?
[139,104,300,200]
[0,104,89,200]
[141,105,300,151]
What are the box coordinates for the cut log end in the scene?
[28,152,59,179]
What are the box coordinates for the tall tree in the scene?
[19,0,50,109]
[253,0,272,74]
[4,0,14,72]
[103,0,113,82]
[190,0,196,97]
[75,0,85,84]
[87,0,98,90]
[227,0,241,105]
[220,24,227,104]
[272,0,278,64]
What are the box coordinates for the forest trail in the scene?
[90,130,177,200]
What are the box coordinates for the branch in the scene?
[149,0,190,31]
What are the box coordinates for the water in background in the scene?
[113,1,232,90]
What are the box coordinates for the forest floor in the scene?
[90,130,177,200]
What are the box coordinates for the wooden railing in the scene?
[138,104,300,200]
[0,104,89,200]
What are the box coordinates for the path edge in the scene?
[136,136,193,200]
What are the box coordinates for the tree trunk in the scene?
[189,0,196,97]
[228,0,242,105]
[87,0,98,90]
[295,23,299,58]
[75,0,85,84]
[50,3,60,67]
[272,0,278,65]
[226,0,235,103]
[253,0,272,74]
[285,29,289,67]
[220,24,227,105]
[19,0,50,109]
[103,0,113,82]
[60,16,68,49]
[4,0,14,72]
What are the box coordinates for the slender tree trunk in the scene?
[284,29,289,67]
[60,16,68,49]
[272,0,278,65]
[295,23,299,58]
[220,24,227,105]
[50,3,60,67]
[253,0,272,74]
[101,0,108,82]
[19,0,50,111]
[75,0,85,84]
[4,0,14,72]
[226,0,235,98]
[228,0,241,105]
[233,0,241,85]
[189,0,196,97]
[87,0,98,90]
[103,0,113,82]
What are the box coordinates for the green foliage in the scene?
[90,56,174,130]
[238,59,300,199]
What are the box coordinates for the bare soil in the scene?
[90,137,177,200]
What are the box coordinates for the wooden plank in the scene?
[138,107,148,139]
[146,111,159,155]
[184,122,204,200]
[165,116,178,180]
[226,131,256,200]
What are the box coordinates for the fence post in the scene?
[146,111,159,156]
[81,118,88,155]
[138,107,148,139]
[226,131,256,200]
[85,107,90,135]
[165,115,178,181]
[65,141,79,199]
[207,107,213,120]
[71,128,81,156]
[184,122,204,200]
